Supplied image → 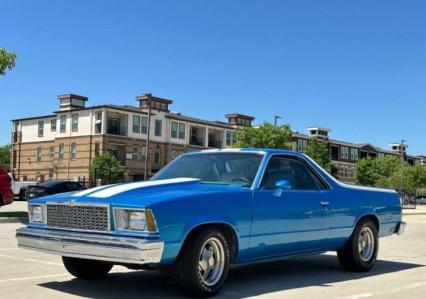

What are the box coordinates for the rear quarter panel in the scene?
[327,185,402,249]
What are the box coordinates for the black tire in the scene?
[337,218,378,272]
[175,227,231,297]
[62,257,113,279]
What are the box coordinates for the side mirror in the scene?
[274,180,292,197]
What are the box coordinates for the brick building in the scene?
[10,93,423,184]
[292,127,422,183]
[10,94,252,182]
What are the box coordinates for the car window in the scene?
[260,156,321,190]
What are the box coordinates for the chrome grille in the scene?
[47,204,109,232]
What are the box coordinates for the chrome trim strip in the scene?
[16,227,164,265]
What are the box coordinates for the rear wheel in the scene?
[175,227,230,297]
[62,257,113,279]
[337,218,378,272]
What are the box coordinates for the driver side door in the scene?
[248,155,331,260]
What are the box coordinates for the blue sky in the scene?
[1,0,425,155]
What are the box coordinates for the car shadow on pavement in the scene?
[39,253,424,299]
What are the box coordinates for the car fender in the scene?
[181,214,240,242]
[353,208,380,231]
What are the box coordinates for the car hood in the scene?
[29,178,246,207]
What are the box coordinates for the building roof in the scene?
[135,94,173,104]
[225,113,255,120]
[166,113,235,129]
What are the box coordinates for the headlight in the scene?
[114,208,157,232]
[28,204,45,223]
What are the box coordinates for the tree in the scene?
[0,144,11,171]
[355,156,400,187]
[233,122,292,149]
[303,139,333,172]
[0,48,17,76]
[385,164,426,195]
[355,158,380,186]
[89,153,124,185]
[355,156,426,194]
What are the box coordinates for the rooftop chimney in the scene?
[58,94,88,111]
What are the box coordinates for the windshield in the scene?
[151,152,263,186]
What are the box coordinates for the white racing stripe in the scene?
[71,184,113,197]
[88,178,200,198]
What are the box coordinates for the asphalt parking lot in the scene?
[1,214,426,299]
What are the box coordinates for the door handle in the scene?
[320,201,330,207]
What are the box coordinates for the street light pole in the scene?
[400,139,405,196]
[144,94,152,180]
[274,115,282,127]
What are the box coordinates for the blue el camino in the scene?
[16,149,405,297]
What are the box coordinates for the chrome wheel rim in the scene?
[198,237,225,287]
[358,227,375,262]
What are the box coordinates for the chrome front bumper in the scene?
[16,227,164,265]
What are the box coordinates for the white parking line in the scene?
[0,254,62,266]
[0,247,19,251]
[0,273,68,284]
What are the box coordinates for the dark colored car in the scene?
[25,180,84,200]
[0,165,13,206]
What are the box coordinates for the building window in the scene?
[341,146,349,159]
[48,168,54,179]
[350,148,359,161]
[178,123,185,139]
[51,119,57,132]
[70,143,77,160]
[154,146,161,164]
[155,120,162,137]
[71,114,78,132]
[38,121,44,137]
[95,112,102,134]
[132,146,139,160]
[60,115,66,133]
[297,139,308,152]
[140,116,148,134]
[133,115,141,133]
[171,122,178,138]
[225,131,237,146]
[36,147,42,162]
[49,146,55,159]
[59,143,64,160]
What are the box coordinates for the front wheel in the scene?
[337,218,378,272]
[175,227,231,297]
[62,257,113,279]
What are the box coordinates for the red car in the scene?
[0,165,13,206]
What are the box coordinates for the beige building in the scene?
[10,94,253,183]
